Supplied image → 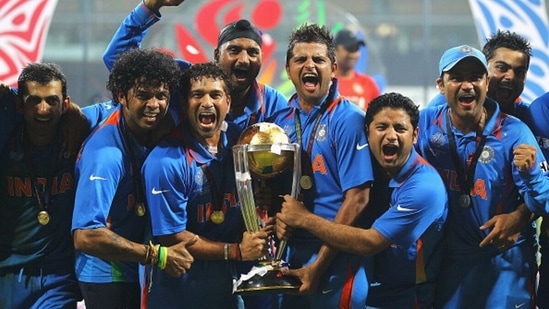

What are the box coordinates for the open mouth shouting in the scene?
[302,73,319,92]
[198,111,216,130]
[232,65,253,87]
[382,144,399,162]
[457,93,476,108]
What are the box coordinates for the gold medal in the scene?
[211,210,225,224]
[37,210,50,225]
[300,175,313,190]
[135,202,146,217]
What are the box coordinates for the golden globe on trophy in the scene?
[232,122,302,295]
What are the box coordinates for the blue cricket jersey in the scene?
[365,149,447,308]
[271,80,374,309]
[141,122,245,308]
[72,106,149,283]
[416,98,549,308]
[1,125,76,267]
[103,1,287,132]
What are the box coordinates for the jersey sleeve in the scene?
[82,101,117,130]
[528,92,549,137]
[142,142,189,236]
[262,85,289,121]
[332,103,374,191]
[511,120,549,215]
[372,166,447,248]
[72,140,125,231]
[103,2,161,70]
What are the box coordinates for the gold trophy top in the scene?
[237,123,293,179]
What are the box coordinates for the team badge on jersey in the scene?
[478,145,494,164]
[429,132,447,153]
[316,124,327,142]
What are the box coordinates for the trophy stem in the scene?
[275,240,287,261]
[232,138,302,295]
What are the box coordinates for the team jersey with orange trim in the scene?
[416,99,549,308]
[271,80,373,228]
[270,80,373,309]
[72,105,149,283]
[141,121,244,308]
[364,149,447,308]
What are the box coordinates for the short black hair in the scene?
[365,92,419,130]
[180,62,232,100]
[482,30,532,66]
[107,48,181,103]
[286,23,336,65]
[17,62,67,100]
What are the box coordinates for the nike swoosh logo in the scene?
[321,289,333,295]
[356,143,368,150]
[515,303,525,308]
[151,188,170,195]
[396,205,416,212]
[89,175,108,181]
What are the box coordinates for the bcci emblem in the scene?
[316,124,327,142]
[478,145,494,164]
[460,45,474,53]
[429,133,446,152]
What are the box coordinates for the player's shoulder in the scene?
[419,104,445,122]
[331,98,365,122]
[261,83,288,106]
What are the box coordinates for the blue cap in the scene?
[438,45,487,76]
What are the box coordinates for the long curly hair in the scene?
[107,48,182,103]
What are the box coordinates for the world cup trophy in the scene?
[232,122,302,295]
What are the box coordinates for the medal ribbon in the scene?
[200,162,227,218]
[445,110,488,196]
[293,83,341,187]
[22,129,60,214]
[120,120,146,212]
[246,82,265,127]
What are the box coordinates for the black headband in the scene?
[217,19,262,48]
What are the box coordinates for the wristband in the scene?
[224,243,229,260]
[157,246,168,270]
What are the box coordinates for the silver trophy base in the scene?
[234,261,302,295]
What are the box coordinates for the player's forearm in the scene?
[103,1,160,70]
[73,228,148,263]
[159,232,238,261]
[304,186,371,271]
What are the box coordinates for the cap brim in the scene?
[343,41,365,52]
